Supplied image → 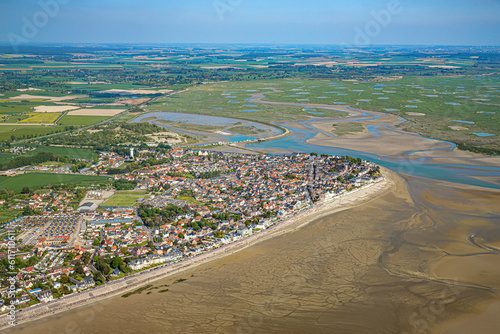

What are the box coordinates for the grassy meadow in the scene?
[146,77,499,152]
[101,192,149,207]
[146,80,347,123]
[0,173,110,193]
[57,115,111,126]
[0,124,65,142]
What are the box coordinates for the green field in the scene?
[0,209,20,223]
[0,145,95,165]
[111,112,136,124]
[116,190,147,195]
[0,173,110,193]
[175,195,202,206]
[58,115,110,126]
[0,100,60,115]
[0,113,31,122]
[17,144,97,160]
[0,90,66,98]
[101,193,148,207]
[0,153,17,165]
[0,124,65,142]
[0,104,33,114]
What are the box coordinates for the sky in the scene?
[0,0,499,45]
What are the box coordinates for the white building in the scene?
[128,251,183,270]
[37,290,54,303]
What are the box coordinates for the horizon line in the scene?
[0,42,499,48]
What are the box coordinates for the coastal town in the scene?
[0,2,498,330]
[0,147,382,314]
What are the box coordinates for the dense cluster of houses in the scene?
[0,150,381,312]
[132,152,380,252]
[4,190,81,213]
[127,248,183,270]
[1,146,37,155]
[80,152,380,264]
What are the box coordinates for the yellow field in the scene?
[18,112,61,123]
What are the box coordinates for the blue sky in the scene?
[0,0,498,45]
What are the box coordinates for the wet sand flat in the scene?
[250,93,456,157]
[303,112,453,157]
[308,130,452,157]
[434,300,500,334]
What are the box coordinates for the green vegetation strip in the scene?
[58,115,111,126]
[121,284,153,298]
[331,123,364,136]
[0,173,109,193]
[173,278,186,284]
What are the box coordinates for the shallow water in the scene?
[131,112,281,142]
[248,124,500,189]
[453,120,475,124]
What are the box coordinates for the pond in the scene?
[474,133,496,137]
[453,120,475,124]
